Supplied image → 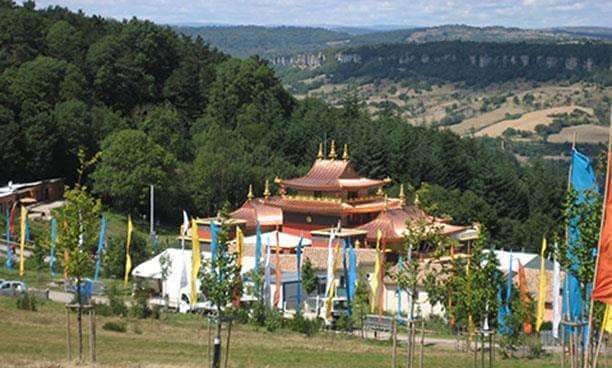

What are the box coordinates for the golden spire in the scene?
[399,184,406,207]
[328,140,337,160]
[263,179,271,199]
[376,186,384,197]
[383,194,389,211]
[342,144,349,161]
[317,143,324,160]
[247,184,254,201]
[414,192,420,207]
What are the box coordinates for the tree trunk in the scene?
[76,276,83,362]
[212,311,222,368]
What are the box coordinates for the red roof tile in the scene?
[230,198,283,230]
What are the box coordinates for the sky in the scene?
[33,0,611,28]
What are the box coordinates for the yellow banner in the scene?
[19,206,26,276]
[190,219,201,307]
[123,215,133,287]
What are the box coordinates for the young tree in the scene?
[199,205,242,368]
[53,149,101,359]
[301,257,317,296]
[352,270,370,338]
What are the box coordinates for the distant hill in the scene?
[174,25,351,58]
[175,24,612,59]
[278,41,611,87]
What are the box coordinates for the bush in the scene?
[250,301,267,327]
[288,315,322,337]
[130,281,152,319]
[106,283,128,317]
[334,315,353,332]
[93,301,112,317]
[132,322,143,335]
[16,294,37,311]
[264,308,283,332]
[102,320,127,333]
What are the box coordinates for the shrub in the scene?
[102,320,127,333]
[334,315,354,332]
[93,301,112,317]
[288,315,322,337]
[16,294,37,311]
[250,301,267,327]
[130,281,152,319]
[132,322,143,335]
[106,283,128,317]
[264,308,282,332]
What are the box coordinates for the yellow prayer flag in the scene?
[370,229,383,313]
[325,278,336,319]
[123,215,133,287]
[602,304,612,334]
[535,237,547,332]
[236,227,244,270]
[19,206,26,276]
[190,219,201,307]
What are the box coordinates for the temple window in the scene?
[348,191,358,200]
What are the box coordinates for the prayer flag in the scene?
[518,262,532,334]
[50,218,58,277]
[94,215,106,281]
[190,219,201,307]
[255,222,262,271]
[210,221,219,271]
[593,150,612,303]
[296,235,303,314]
[19,206,26,276]
[370,229,383,314]
[274,231,282,308]
[536,237,547,332]
[123,215,133,287]
[4,206,9,241]
[264,239,272,307]
[235,227,244,270]
[602,304,612,334]
[552,254,562,338]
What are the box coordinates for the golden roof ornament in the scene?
[247,184,254,201]
[328,140,337,160]
[342,144,349,161]
[414,192,421,207]
[399,184,406,207]
[263,179,271,199]
[376,186,384,197]
[317,143,324,160]
[383,194,389,211]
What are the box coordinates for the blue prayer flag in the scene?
[562,149,597,335]
[49,218,57,276]
[94,215,107,280]
[255,222,262,271]
[210,221,219,272]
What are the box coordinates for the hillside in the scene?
[175,24,612,59]
[174,25,352,58]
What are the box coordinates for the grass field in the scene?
[0,296,565,368]
[548,124,610,144]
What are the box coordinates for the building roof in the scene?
[266,195,402,215]
[276,159,388,191]
[357,205,467,244]
[230,198,283,229]
[0,178,62,199]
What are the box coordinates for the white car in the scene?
[0,281,27,297]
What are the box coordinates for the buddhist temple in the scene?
[228,141,477,252]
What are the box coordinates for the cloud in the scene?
[31,0,609,28]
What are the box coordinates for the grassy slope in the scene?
[0,296,561,368]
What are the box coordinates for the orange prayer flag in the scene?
[518,262,533,334]
[593,152,612,303]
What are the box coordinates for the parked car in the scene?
[0,281,27,297]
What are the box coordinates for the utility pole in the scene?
[150,185,155,252]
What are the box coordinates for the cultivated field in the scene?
[474,106,594,138]
[0,296,564,368]
[449,104,524,135]
[548,124,610,144]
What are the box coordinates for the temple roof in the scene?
[266,195,402,215]
[276,159,388,191]
[357,205,467,244]
[230,198,283,230]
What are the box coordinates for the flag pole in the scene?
[585,107,612,368]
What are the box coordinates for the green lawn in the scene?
[0,296,565,368]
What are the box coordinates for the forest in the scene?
[310,41,612,86]
[0,1,571,252]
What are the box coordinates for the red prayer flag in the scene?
[8,203,16,236]
[593,152,612,303]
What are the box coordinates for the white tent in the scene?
[486,250,538,272]
[242,231,311,249]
